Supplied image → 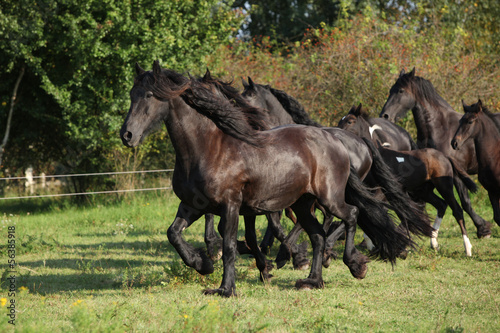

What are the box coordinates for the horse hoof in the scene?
[295,278,324,290]
[345,254,369,279]
[477,222,492,239]
[195,248,214,275]
[203,288,236,297]
[293,259,310,271]
[259,272,274,282]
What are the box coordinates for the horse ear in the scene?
[203,68,211,80]
[399,69,406,77]
[135,63,145,76]
[248,77,255,88]
[355,103,363,115]
[477,99,483,112]
[152,60,162,76]
[348,105,357,114]
[409,67,416,77]
[462,99,468,109]
[241,77,248,88]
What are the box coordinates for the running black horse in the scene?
[452,99,500,227]
[379,68,492,238]
[241,79,431,267]
[121,61,415,296]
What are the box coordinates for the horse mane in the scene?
[397,73,450,111]
[267,87,322,127]
[478,104,500,133]
[137,68,269,147]
[395,73,451,148]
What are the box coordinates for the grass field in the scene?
[1,189,499,332]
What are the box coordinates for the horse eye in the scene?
[146,91,153,98]
[467,120,474,124]
[398,88,404,94]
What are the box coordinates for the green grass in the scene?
[1,190,499,332]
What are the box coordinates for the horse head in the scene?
[380,68,417,122]
[451,99,482,150]
[120,61,181,147]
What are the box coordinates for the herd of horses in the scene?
[120,62,499,297]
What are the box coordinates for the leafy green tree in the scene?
[233,0,343,42]
[0,0,243,190]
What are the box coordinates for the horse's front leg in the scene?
[204,214,223,261]
[204,203,240,297]
[243,215,273,282]
[167,203,214,275]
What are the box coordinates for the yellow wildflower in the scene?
[0,298,7,307]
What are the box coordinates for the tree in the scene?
[0,0,243,190]
[233,0,343,42]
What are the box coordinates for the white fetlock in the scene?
[463,235,472,257]
[430,229,439,250]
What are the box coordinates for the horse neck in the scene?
[473,115,500,165]
[411,98,456,148]
[357,117,373,140]
[164,97,220,169]
[263,95,294,126]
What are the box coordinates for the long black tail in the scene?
[448,157,477,193]
[344,167,412,264]
[361,138,433,238]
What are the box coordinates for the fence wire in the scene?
[0,169,173,200]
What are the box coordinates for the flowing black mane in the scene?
[136,68,270,146]
[267,87,322,127]
[396,73,450,111]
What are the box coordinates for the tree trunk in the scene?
[0,65,25,168]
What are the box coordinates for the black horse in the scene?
[240,79,431,267]
[340,104,480,255]
[379,68,492,238]
[452,99,500,227]
[121,61,415,296]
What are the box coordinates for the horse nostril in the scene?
[123,131,132,142]
[451,140,458,149]
[383,114,389,119]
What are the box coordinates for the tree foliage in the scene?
[0,0,243,188]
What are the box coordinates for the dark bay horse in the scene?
[120,61,413,296]
[340,104,480,255]
[379,68,492,238]
[452,99,500,227]
[241,79,432,266]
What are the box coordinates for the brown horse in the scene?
[452,99,500,228]
[379,68,492,238]
[120,61,413,296]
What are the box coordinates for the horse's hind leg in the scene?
[434,177,472,256]
[243,215,273,282]
[455,176,492,238]
[167,203,213,275]
[488,191,500,227]
[204,214,223,261]
[414,187,447,251]
[291,197,326,289]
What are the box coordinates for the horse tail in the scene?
[361,138,433,238]
[344,166,412,264]
[448,157,477,193]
